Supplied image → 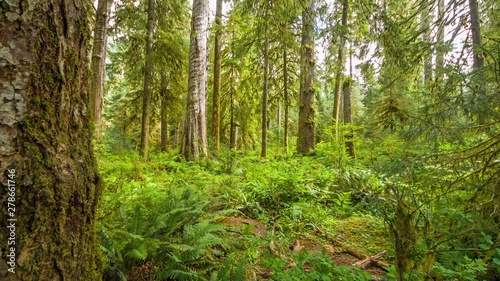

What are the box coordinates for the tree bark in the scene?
[261,34,269,158]
[181,0,209,160]
[139,0,155,161]
[277,100,281,141]
[160,72,168,152]
[421,0,432,83]
[297,0,316,154]
[332,0,348,135]
[0,0,102,279]
[90,0,112,140]
[468,0,483,69]
[343,79,355,158]
[212,0,222,153]
[230,64,236,149]
[435,0,445,81]
[283,49,290,154]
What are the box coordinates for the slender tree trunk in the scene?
[0,0,102,279]
[277,100,281,141]
[233,126,238,148]
[468,0,483,69]
[230,65,236,149]
[160,72,168,152]
[173,121,181,149]
[90,0,112,140]
[332,0,348,135]
[343,79,355,157]
[284,49,289,154]
[181,0,208,159]
[421,0,432,83]
[297,0,316,154]
[212,0,222,153]
[435,0,445,81]
[161,99,168,151]
[139,0,155,161]
[261,34,269,158]
[229,30,237,150]
[468,0,485,123]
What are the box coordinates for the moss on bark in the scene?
[0,0,103,279]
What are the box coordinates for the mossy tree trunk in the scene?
[90,0,113,140]
[139,0,155,161]
[421,0,432,83]
[283,48,290,154]
[297,0,316,154]
[435,0,445,81]
[229,64,237,150]
[332,0,348,135]
[160,72,168,152]
[212,0,222,153]
[261,32,269,158]
[342,78,355,158]
[391,200,417,281]
[0,0,102,279]
[468,0,483,70]
[181,0,208,160]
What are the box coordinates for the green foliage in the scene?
[430,256,487,281]
[97,152,254,280]
[262,250,374,280]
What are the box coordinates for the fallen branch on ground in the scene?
[309,224,390,271]
[352,250,387,269]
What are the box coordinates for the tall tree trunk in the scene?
[283,49,290,154]
[277,100,281,141]
[343,78,355,157]
[421,0,432,83]
[261,34,269,158]
[181,0,208,160]
[90,0,112,140]
[468,0,483,69]
[212,0,222,153]
[297,0,316,154]
[332,0,348,135]
[160,72,168,152]
[139,0,155,161]
[230,64,236,149]
[160,99,168,151]
[0,0,102,279]
[435,0,445,81]
[173,121,181,149]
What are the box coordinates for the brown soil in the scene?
[223,216,268,237]
[299,237,388,278]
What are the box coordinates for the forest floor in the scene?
[97,149,394,280]
[222,216,388,279]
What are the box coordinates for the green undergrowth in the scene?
[96,149,393,280]
[96,147,498,280]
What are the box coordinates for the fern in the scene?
[210,252,248,281]
[124,244,148,261]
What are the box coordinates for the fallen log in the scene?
[310,225,390,271]
[352,250,387,269]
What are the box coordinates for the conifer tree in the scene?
[181,0,209,159]
[139,0,156,160]
[297,0,316,154]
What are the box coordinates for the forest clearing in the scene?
[1,0,499,280]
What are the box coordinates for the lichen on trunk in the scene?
[0,0,102,279]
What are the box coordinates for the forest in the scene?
[0,0,499,280]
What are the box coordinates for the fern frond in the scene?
[124,243,148,260]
